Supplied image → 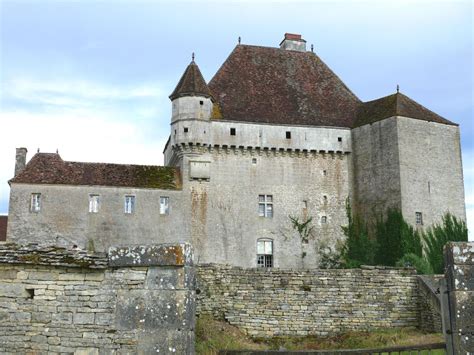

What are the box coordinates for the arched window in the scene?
[257,239,273,268]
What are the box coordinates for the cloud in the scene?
[0,77,172,214]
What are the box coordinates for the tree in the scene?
[424,213,468,273]
[341,199,376,267]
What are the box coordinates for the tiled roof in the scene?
[0,216,7,241]
[208,45,361,127]
[354,92,456,127]
[9,153,181,190]
[169,61,213,100]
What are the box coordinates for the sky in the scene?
[0,0,472,239]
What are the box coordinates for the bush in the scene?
[424,213,468,274]
[396,253,434,274]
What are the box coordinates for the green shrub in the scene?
[396,253,434,274]
[424,213,468,274]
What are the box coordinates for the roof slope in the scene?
[208,45,361,127]
[169,60,213,100]
[355,92,456,127]
[10,153,181,190]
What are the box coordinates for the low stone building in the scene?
[6,33,466,268]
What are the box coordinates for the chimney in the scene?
[279,33,307,52]
[15,147,27,176]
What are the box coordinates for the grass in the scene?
[195,315,444,354]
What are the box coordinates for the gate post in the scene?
[443,242,474,354]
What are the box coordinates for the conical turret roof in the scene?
[169,60,213,100]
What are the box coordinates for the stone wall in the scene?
[417,275,443,333]
[444,242,473,354]
[196,264,420,337]
[0,243,195,354]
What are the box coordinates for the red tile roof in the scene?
[9,153,181,190]
[0,216,7,242]
[355,92,456,127]
[208,44,361,127]
[169,61,213,101]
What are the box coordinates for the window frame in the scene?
[160,196,170,215]
[258,194,273,218]
[257,239,273,268]
[415,212,423,226]
[124,195,136,214]
[30,193,41,213]
[88,194,100,213]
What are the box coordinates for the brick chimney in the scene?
[14,147,27,176]
[279,33,307,52]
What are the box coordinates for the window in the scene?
[338,137,342,142]
[258,195,273,218]
[89,194,99,213]
[184,127,188,133]
[230,128,236,136]
[199,100,204,105]
[323,170,327,176]
[257,239,273,268]
[321,216,327,224]
[30,193,41,212]
[160,197,169,215]
[124,195,135,214]
[416,212,423,225]
[286,131,291,139]
[252,158,257,164]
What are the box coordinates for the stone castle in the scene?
[6,33,466,268]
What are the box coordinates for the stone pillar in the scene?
[443,242,474,354]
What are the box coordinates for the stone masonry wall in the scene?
[196,264,420,337]
[0,243,195,354]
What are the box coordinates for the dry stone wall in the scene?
[0,243,195,354]
[197,264,420,337]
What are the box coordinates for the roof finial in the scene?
[192,52,195,62]
[311,44,314,52]
[37,148,40,153]
[238,36,241,45]
[397,84,400,93]
[56,148,58,154]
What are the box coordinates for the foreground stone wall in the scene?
[417,275,443,333]
[197,264,420,337]
[0,243,195,354]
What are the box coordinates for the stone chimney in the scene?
[14,147,27,176]
[279,33,307,52]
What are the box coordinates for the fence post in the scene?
[443,242,474,355]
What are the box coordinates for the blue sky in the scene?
[0,0,472,237]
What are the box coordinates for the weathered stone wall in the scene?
[0,243,195,354]
[196,264,420,337]
[444,242,473,354]
[417,275,443,333]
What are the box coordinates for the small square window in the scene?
[338,137,342,142]
[230,128,236,136]
[89,194,99,213]
[160,197,169,215]
[124,195,135,214]
[416,212,423,225]
[252,158,257,164]
[199,100,204,105]
[321,216,327,224]
[184,127,189,133]
[286,131,291,139]
[258,195,273,218]
[30,193,41,212]
[323,170,327,176]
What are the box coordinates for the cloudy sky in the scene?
[0,0,472,238]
